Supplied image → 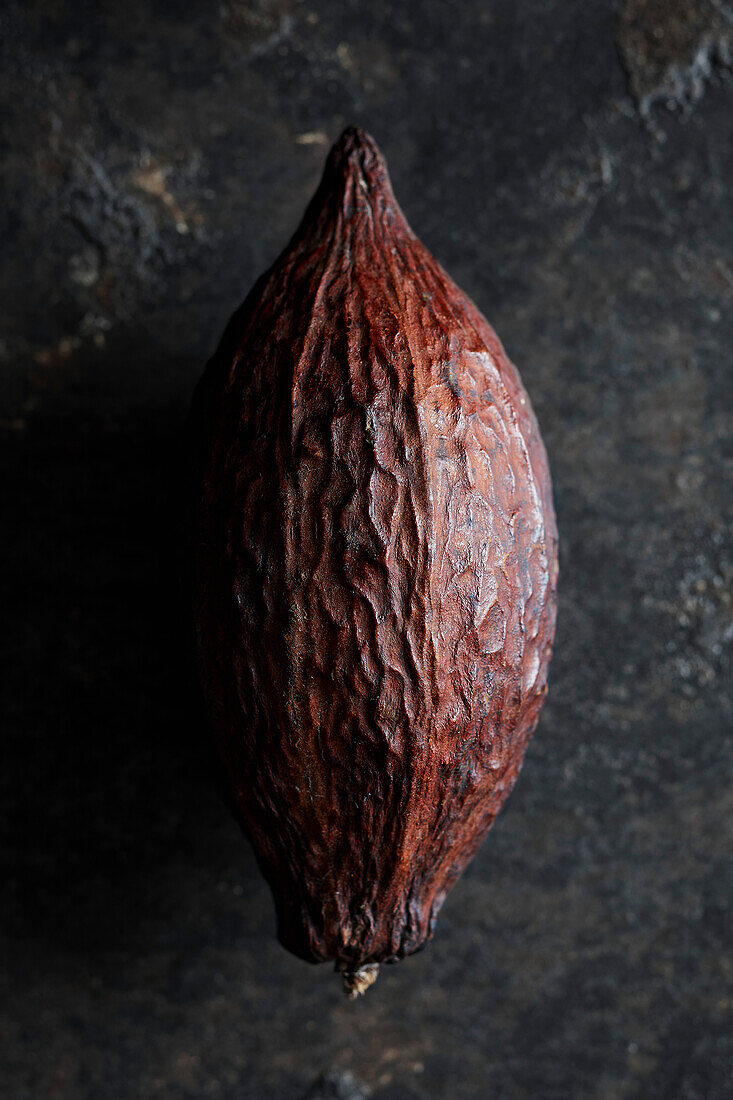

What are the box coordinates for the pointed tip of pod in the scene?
[322,125,391,197]
[281,123,408,268]
[290,125,402,244]
[332,125,382,161]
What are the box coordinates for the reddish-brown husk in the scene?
[193,127,558,992]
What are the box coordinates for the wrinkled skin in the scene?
[193,128,558,987]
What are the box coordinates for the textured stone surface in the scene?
[194,128,557,974]
[1,1,732,1098]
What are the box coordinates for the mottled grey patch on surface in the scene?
[618,0,733,112]
[303,1069,371,1100]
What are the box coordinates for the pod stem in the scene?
[341,963,380,999]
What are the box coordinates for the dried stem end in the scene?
[341,963,380,999]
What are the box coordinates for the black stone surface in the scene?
[2,2,732,1098]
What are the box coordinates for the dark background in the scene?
[2,2,732,1098]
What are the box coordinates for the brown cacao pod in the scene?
[193,127,558,996]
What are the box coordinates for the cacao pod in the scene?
[193,127,558,996]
